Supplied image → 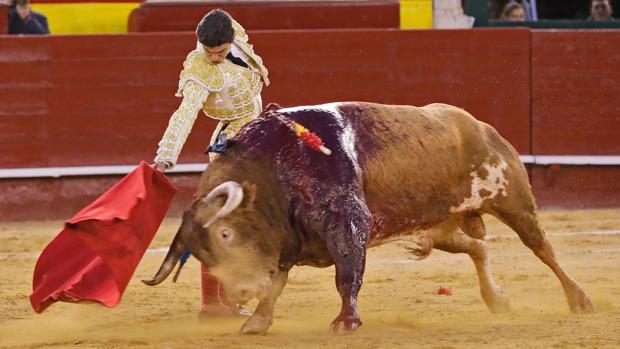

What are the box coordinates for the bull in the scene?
[144,102,594,334]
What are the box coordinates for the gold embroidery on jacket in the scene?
[155,81,209,166]
[177,51,225,94]
[202,60,262,121]
[231,19,270,86]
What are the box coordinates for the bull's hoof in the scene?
[484,288,511,313]
[198,303,251,319]
[490,297,511,313]
[330,316,361,335]
[240,315,272,335]
[568,289,595,314]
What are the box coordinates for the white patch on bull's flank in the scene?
[450,159,509,213]
[341,124,361,176]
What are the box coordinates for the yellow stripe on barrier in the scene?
[400,0,433,29]
[31,3,140,34]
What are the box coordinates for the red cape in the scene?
[30,162,177,313]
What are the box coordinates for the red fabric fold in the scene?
[30,161,177,313]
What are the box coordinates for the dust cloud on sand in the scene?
[1,209,619,349]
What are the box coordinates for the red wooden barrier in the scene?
[530,30,620,208]
[3,28,620,220]
[0,28,531,170]
[531,30,620,155]
[128,0,399,32]
[0,34,208,168]
[532,166,620,208]
[0,175,199,221]
[260,28,532,153]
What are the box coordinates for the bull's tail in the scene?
[406,235,434,260]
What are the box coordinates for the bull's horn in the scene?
[202,181,243,228]
[142,228,186,286]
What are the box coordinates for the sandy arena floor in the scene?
[1,209,619,348]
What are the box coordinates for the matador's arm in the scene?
[154,81,209,169]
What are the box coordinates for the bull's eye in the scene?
[219,229,234,243]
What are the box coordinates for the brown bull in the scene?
[144,102,594,334]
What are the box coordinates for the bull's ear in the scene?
[241,181,257,207]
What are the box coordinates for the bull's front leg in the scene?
[240,271,288,334]
[322,195,372,334]
[331,251,366,334]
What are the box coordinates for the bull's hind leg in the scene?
[490,205,594,313]
[430,218,511,313]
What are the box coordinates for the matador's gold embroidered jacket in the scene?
[154,19,269,168]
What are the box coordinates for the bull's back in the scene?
[354,102,489,187]
[351,102,518,234]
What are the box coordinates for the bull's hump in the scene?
[278,102,363,178]
[278,102,344,119]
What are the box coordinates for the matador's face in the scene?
[204,43,232,65]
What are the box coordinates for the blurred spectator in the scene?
[491,0,537,20]
[500,1,526,21]
[8,0,49,34]
[588,0,614,20]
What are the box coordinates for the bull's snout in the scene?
[229,276,272,304]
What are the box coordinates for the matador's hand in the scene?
[154,162,168,173]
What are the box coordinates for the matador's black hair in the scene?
[196,9,235,47]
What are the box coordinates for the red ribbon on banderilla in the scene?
[273,113,332,156]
